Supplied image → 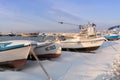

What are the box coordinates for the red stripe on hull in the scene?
[0,59,26,68]
[37,53,61,58]
[28,53,61,60]
[107,38,119,41]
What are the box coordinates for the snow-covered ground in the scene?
[1,40,120,80]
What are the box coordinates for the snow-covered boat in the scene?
[0,40,36,69]
[61,36,105,52]
[33,40,61,59]
[60,22,105,52]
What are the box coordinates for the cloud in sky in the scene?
[49,7,86,22]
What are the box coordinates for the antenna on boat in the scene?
[30,46,52,80]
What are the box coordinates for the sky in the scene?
[0,0,120,32]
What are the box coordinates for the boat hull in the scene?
[29,41,61,59]
[61,37,105,52]
[62,46,100,52]
[104,35,119,41]
[0,59,26,69]
[0,46,30,68]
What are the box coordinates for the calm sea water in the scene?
[0,36,54,42]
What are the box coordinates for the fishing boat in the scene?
[21,32,39,37]
[104,33,119,41]
[104,25,120,41]
[61,36,105,52]
[60,22,105,52]
[7,32,16,36]
[33,40,61,59]
[102,31,119,41]
[0,40,36,69]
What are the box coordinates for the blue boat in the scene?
[104,34,119,41]
[104,25,120,41]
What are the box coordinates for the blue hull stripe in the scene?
[104,35,119,39]
[0,44,25,51]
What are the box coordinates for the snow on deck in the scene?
[0,40,120,80]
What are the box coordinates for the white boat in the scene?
[61,36,105,52]
[0,40,36,69]
[60,23,105,52]
[33,40,61,59]
[21,32,39,37]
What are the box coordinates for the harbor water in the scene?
[0,36,55,42]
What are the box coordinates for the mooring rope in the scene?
[30,46,52,80]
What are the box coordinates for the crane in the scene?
[58,21,97,36]
[58,22,83,29]
[58,21,96,30]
